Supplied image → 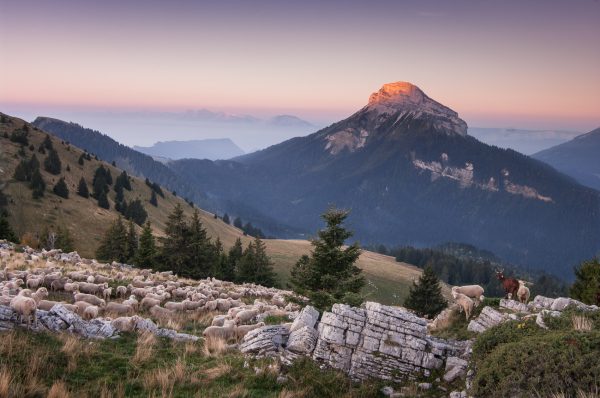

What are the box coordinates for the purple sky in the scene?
[1,0,599,134]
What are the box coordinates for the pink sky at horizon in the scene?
[1,0,599,132]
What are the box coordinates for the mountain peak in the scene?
[365,81,468,136]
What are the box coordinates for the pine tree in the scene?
[404,266,447,318]
[223,213,230,224]
[0,213,18,242]
[115,183,124,203]
[289,207,364,311]
[12,160,29,181]
[158,204,189,275]
[124,219,138,263]
[124,199,147,225]
[570,258,600,305]
[42,134,53,150]
[43,148,62,175]
[233,217,243,229]
[149,190,158,207]
[135,221,156,267]
[92,165,109,198]
[55,226,74,252]
[97,190,109,209]
[187,210,215,278]
[52,177,69,199]
[77,177,89,198]
[236,237,277,287]
[78,154,85,165]
[30,169,46,199]
[225,238,243,282]
[96,217,127,263]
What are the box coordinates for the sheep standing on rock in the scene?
[451,285,484,307]
[517,280,531,304]
[451,290,474,321]
[10,295,38,327]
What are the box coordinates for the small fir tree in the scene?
[158,204,189,275]
[289,207,364,311]
[97,190,110,209]
[55,226,74,252]
[124,219,138,263]
[96,217,127,262]
[0,213,18,242]
[404,265,447,318]
[77,177,89,198]
[52,177,69,198]
[43,148,62,175]
[570,258,600,305]
[222,213,230,224]
[30,169,46,199]
[149,190,158,207]
[135,221,157,267]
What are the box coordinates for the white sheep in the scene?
[111,316,137,332]
[149,305,173,319]
[116,286,128,298]
[102,287,112,301]
[234,322,265,340]
[31,287,48,304]
[517,280,531,304]
[105,302,134,316]
[83,305,100,320]
[451,285,484,307]
[74,293,105,307]
[451,290,474,321]
[234,309,259,325]
[202,324,235,340]
[10,295,37,327]
[141,297,161,310]
[164,301,186,312]
[122,295,139,310]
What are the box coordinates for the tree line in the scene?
[95,204,278,287]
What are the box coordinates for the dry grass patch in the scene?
[132,331,157,365]
[201,360,233,382]
[100,383,125,398]
[58,334,95,372]
[572,315,593,331]
[0,367,13,398]
[143,358,188,398]
[202,336,229,357]
[47,380,70,398]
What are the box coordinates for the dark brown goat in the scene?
[495,269,520,299]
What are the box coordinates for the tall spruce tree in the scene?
[97,190,109,209]
[404,265,447,318]
[55,226,74,252]
[96,217,127,263]
[30,169,46,199]
[158,204,189,275]
[0,213,18,243]
[149,190,158,207]
[222,237,243,282]
[236,237,277,287]
[77,177,89,198]
[43,148,62,175]
[289,208,364,311]
[187,210,215,278]
[222,213,230,224]
[124,219,138,263]
[52,177,69,198]
[135,221,156,267]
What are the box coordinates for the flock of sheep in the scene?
[450,274,530,320]
[0,244,303,340]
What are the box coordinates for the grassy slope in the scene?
[0,113,424,305]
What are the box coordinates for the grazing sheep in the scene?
[83,305,100,320]
[61,303,78,313]
[164,301,186,312]
[10,295,37,327]
[141,297,161,310]
[111,316,137,332]
[26,277,42,289]
[451,290,474,321]
[183,300,204,311]
[63,281,79,293]
[202,324,235,340]
[105,302,134,316]
[38,300,61,311]
[216,299,231,312]
[149,305,173,319]
[116,286,128,298]
[204,300,218,311]
[74,293,105,307]
[32,287,48,304]
[211,315,229,327]
[234,309,259,325]
[451,285,485,306]
[517,281,531,304]
[86,275,95,283]
[122,295,139,310]
[73,300,93,314]
[234,322,265,340]
[102,287,112,301]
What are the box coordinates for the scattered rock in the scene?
[240,325,290,356]
[535,309,561,329]
[499,299,529,313]
[443,356,468,383]
[289,305,319,332]
[467,306,514,333]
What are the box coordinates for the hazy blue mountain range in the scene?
[134,138,245,161]
[533,127,600,191]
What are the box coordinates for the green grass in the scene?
[0,329,391,397]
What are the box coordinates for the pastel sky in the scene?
[1,0,599,134]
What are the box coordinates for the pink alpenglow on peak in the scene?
[366,81,468,136]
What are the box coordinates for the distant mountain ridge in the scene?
[168,82,600,278]
[134,138,245,161]
[31,117,209,207]
[532,127,600,191]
